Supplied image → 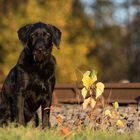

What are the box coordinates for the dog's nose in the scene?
[38,48,43,51]
[37,48,43,53]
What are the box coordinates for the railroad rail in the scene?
[53,83,140,105]
[0,83,140,105]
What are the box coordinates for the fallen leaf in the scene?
[105,109,111,116]
[92,107,97,114]
[116,120,125,128]
[57,114,64,124]
[110,111,118,119]
[86,114,92,119]
[105,110,117,119]
[60,127,71,136]
[96,82,105,99]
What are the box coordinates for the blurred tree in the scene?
[115,0,140,82]
[0,0,27,13]
[0,0,94,83]
[85,0,129,82]
[85,0,140,82]
[128,11,140,82]
[1,0,139,83]
[87,25,129,82]
[91,0,114,28]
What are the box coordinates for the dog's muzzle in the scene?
[33,49,49,62]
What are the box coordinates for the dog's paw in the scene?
[42,122,51,129]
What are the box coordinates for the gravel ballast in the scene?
[49,104,140,132]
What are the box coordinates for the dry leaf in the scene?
[86,114,92,119]
[81,87,88,99]
[83,97,91,110]
[60,127,71,136]
[110,111,118,119]
[116,120,125,128]
[96,82,105,99]
[57,114,64,124]
[92,107,97,114]
[105,109,111,116]
[105,110,117,118]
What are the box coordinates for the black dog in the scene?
[0,22,61,128]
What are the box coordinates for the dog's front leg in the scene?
[41,79,54,129]
[41,94,52,129]
[17,93,25,126]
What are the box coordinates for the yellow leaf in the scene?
[110,111,117,119]
[105,110,117,118]
[116,120,125,128]
[113,101,119,110]
[96,82,105,99]
[83,97,91,110]
[82,75,92,89]
[91,75,97,84]
[83,71,91,77]
[90,98,96,109]
[81,87,88,99]
[105,109,111,116]
[82,71,97,90]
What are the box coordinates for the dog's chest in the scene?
[22,60,55,110]
[25,73,47,111]
[27,71,47,92]
[25,90,44,111]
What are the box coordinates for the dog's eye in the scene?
[47,33,50,36]
[31,32,38,38]
[34,33,38,37]
[43,32,51,38]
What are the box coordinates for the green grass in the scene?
[0,125,139,140]
[73,130,140,140]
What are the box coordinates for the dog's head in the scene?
[18,22,61,62]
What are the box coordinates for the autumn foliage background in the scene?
[0,0,140,83]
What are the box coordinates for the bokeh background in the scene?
[0,0,140,83]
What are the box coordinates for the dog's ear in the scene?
[17,24,33,46]
[49,25,62,48]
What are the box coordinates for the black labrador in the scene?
[0,22,61,128]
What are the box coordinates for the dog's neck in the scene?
[20,48,52,66]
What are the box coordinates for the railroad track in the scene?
[53,83,140,105]
[0,83,140,105]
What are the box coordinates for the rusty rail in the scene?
[0,83,140,105]
[53,83,140,105]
